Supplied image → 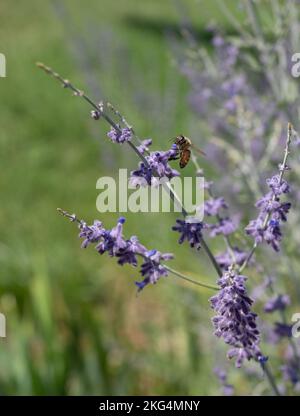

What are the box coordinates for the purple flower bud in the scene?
[107,127,132,144]
[91,110,101,120]
[79,220,104,248]
[204,197,228,217]
[266,175,290,196]
[137,139,152,154]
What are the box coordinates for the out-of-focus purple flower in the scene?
[212,35,225,47]
[204,197,228,216]
[281,363,300,386]
[281,344,300,387]
[135,249,174,292]
[210,267,265,367]
[203,191,238,239]
[273,322,292,338]
[206,217,238,237]
[251,276,274,301]
[221,76,245,97]
[107,127,132,143]
[214,367,234,396]
[264,294,290,313]
[216,247,249,271]
[172,219,203,249]
[129,147,179,187]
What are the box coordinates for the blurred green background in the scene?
[0,0,246,395]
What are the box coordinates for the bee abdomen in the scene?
[179,149,191,168]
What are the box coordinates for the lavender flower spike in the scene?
[245,124,293,253]
[58,209,174,291]
[210,266,266,367]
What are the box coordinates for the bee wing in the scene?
[190,143,206,157]
[168,137,177,143]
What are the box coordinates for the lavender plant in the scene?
[173,0,300,396]
[37,60,296,396]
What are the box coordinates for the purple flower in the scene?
[206,217,237,237]
[281,345,300,386]
[212,35,225,47]
[130,147,179,187]
[210,267,265,367]
[79,220,104,248]
[214,367,234,396]
[172,219,203,249]
[264,294,290,313]
[216,247,249,271]
[130,162,153,186]
[266,175,290,196]
[245,173,291,252]
[107,127,132,144]
[281,364,299,386]
[204,197,228,216]
[95,217,127,256]
[251,276,274,301]
[137,138,152,154]
[135,250,174,292]
[116,235,147,266]
[273,322,292,338]
[72,214,174,289]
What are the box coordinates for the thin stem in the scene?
[199,237,222,277]
[164,266,219,291]
[239,123,292,273]
[260,361,281,396]
[38,63,222,278]
[239,242,257,273]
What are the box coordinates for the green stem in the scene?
[261,361,281,396]
[164,266,219,291]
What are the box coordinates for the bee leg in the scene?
[168,155,180,161]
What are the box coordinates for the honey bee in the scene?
[170,135,206,169]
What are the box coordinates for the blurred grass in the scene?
[0,0,250,395]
